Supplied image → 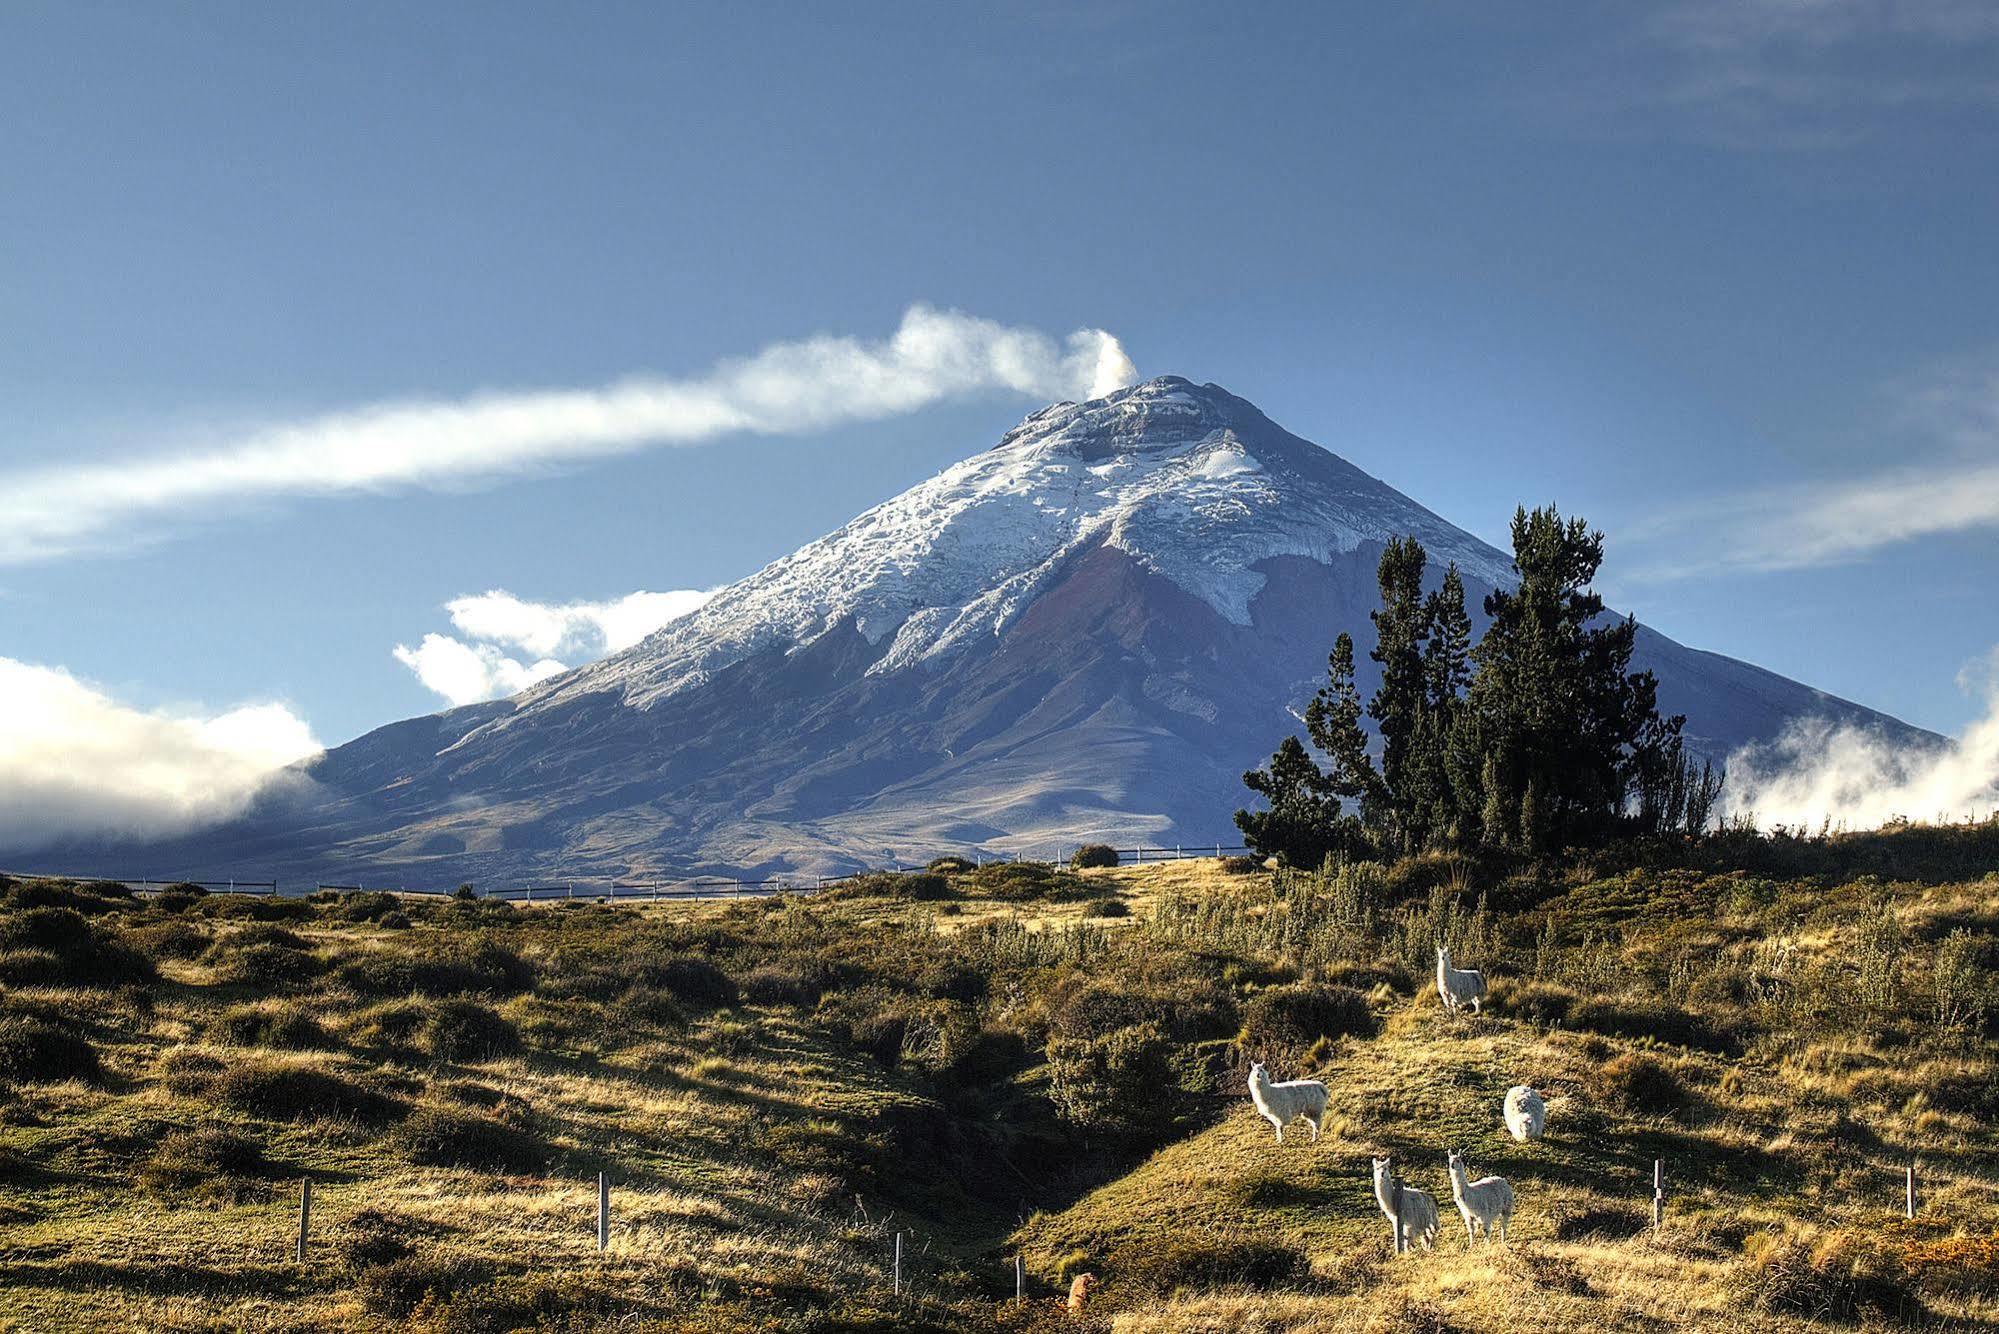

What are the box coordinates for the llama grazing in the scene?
[1371,1156,1440,1251]
[1435,945,1487,1015]
[1446,1149,1514,1247]
[1247,1061,1329,1144]
[1503,1085,1546,1142]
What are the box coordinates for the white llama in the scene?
[1370,1156,1440,1252]
[1246,1061,1329,1144]
[1436,945,1487,1015]
[1503,1085,1546,1142]
[1446,1149,1514,1247]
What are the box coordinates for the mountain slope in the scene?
[28,378,1929,884]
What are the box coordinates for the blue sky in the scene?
[3,2,1997,803]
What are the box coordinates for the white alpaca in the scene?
[1246,1061,1328,1144]
[1435,945,1487,1015]
[1446,1149,1514,1247]
[1503,1085,1546,1142]
[1371,1156,1440,1252]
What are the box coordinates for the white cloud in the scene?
[0,305,1138,565]
[390,635,567,709]
[0,657,321,853]
[443,587,717,658]
[395,586,714,706]
[1722,647,1999,829]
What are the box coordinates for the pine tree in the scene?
[1306,632,1385,818]
[1234,735,1357,866]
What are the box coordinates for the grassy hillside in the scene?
[0,831,1995,1331]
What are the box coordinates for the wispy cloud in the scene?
[1632,352,1999,577]
[0,306,1138,565]
[0,658,320,853]
[394,587,715,706]
[1552,1,1999,150]
[1723,646,1999,828]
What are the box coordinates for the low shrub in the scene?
[339,939,534,997]
[337,891,404,923]
[1219,855,1263,875]
[1734,1227,1919,1322]
[1492,980,1578,1026]
[358,1256,493,1319]
[740,964,825,1008]
[1552,1205,1650,1241]
[209,941,323,989]
[214,1062,401,1124]
[1239,983,1377,1056]
[0,1016,101,1084]
[1046,1022,1177,1139]
[1590,1052,1689,1118]
[391,1104,546,1173]
[138,1127,272,1198]
[214,1003,332,1051]
[156,1047,226,1096]
[198,896,312,922]
[0,908,155,987]
[648,956,737,1008]
[1082,896,1130,918]
[1115,1236,1309,1292]
[926,856,974,875]
[420,998,520,1062]
[1070,844,1120,870]
[125,920,211,961]
[964,862,1090,902]
[1569,995,1738,1054]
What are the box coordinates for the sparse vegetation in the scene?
[0,829,1992,1330]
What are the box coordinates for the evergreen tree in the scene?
[1233,735,1357,866]
[1306,632,1385,817]
[1367,538,1430,851]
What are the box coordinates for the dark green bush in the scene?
[1046,1022,1177,1139]
[156,1047,226,1096]
[1082,896,1130,918]
[0,1016,100,1084]
[926,856,975,875]
[1070,844,1121,870]
[964,862,1090,902]
[740,964,825,1007]
[152,890,203,914]
[214,1003,332,1050]
[125,920,211,961]
[199,896,312,922]
[4,880,126,915]
[391,1105,545,1173]
[1569,996,1738,1053]
[421,999,520,1062]
[210,941,322,989]
[214,1063,400,1124]
[1734,1229,1919,1322]
[1493,980,1578,1026]
[0,908,154,987]
[1239,983,1377,1056]
[338,891,404,923]
[648,956,737,1008]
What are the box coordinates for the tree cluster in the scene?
[1235,506,1722,863]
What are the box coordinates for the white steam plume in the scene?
[0,306,1138,565]
[0,658,321,853]
[1723,648,1999,829]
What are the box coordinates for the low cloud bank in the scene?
[395,587,715,706]
[0,305,1138,565]
[1723,649,1999,829]
[0,658,321,854]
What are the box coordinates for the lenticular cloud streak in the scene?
[0,305,1139,564]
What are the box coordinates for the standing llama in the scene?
[1446,1149,1514,1247]
[1503,1085,1546,1142]
[1371,1156,1440,1252]
[1435,945,1487,1015]
[1247,1061,1329,1144]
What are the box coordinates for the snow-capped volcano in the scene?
[504,377,1509,716]
[38,377,1932,883]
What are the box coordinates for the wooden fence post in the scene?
[296,1179,311,1264]
[892,1230,903,1296]
[597,1172,609,1252]
[1652,1159,1664,1231]
[1906,1162,1917,1220]
[1014,1253,1024,1303]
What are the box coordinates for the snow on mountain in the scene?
[501,377,1510,721]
